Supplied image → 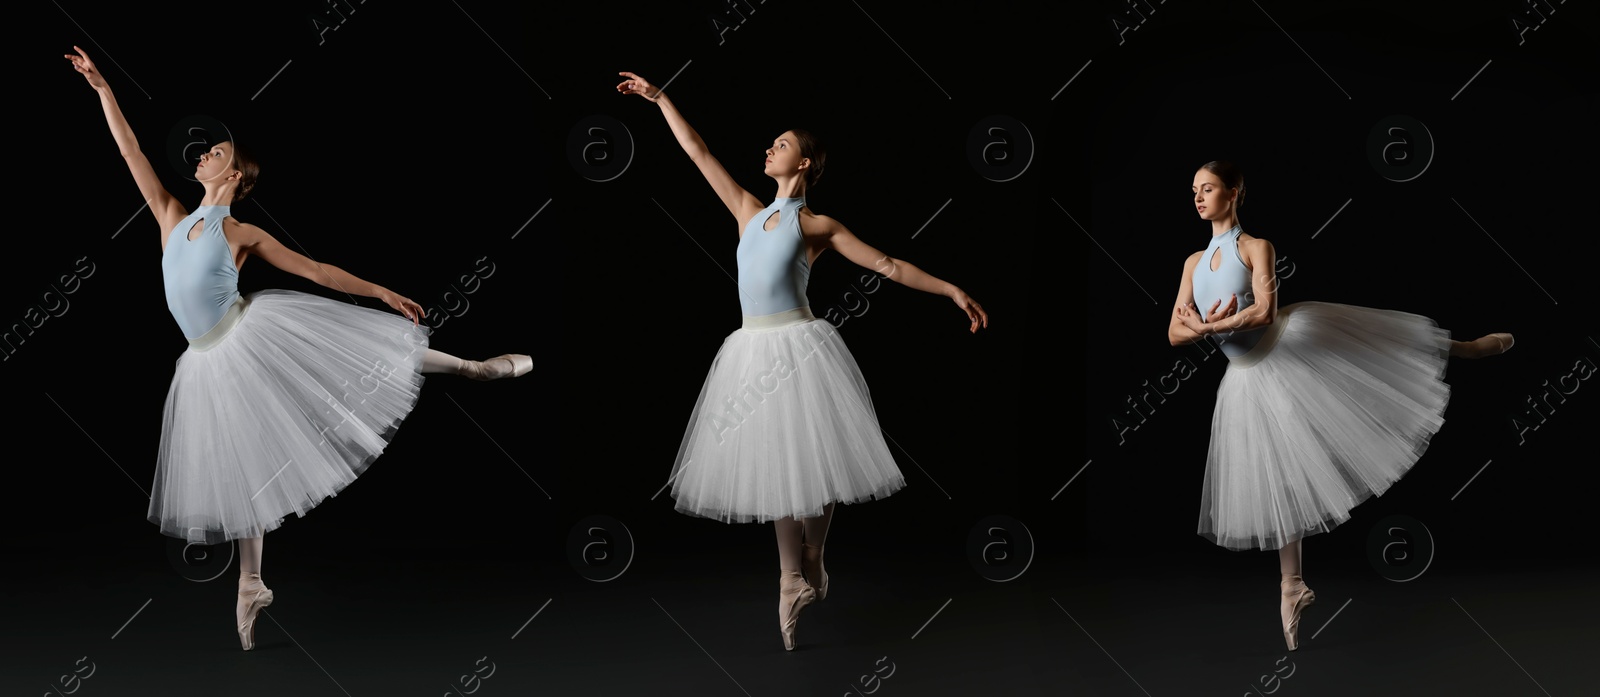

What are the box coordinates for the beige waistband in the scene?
[1228,305,1295,368]
[188,296,250,352]
[741,306,816,330]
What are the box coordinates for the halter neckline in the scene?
[1213,224,1242,239]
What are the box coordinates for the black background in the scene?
[4,0,1593,694]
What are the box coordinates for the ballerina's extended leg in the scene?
[421,348,532,380]
[236,535,274,651]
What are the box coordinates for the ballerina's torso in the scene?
[1190,224,1269,358]
[161,204,249,339]
[736,196,828,316]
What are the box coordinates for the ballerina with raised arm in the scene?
[65,45,531,651]
[617,71,988,651]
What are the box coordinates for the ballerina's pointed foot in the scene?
[1280,574,1315,652]
[778,570,817,651]
[466,354,533,381]
[1457,333,1514,359]
[237,573,275,651]
[801,543,829,602]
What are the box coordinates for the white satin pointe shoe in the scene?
[1459,333,1514,358]
[237,572,274,651]
[463,354,533,381]
[778,570,817,651]
[801,543,829,602]
[1481,333,1514,356]
[1280,574,1316,651]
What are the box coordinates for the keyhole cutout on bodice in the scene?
[1209,246,1223,272]
[187,218,206,242]
[763,209,781,232]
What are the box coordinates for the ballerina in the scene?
[616,71,988,650]
[1169,160,1513,651]
[65,46,532,651]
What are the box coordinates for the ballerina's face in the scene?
[1193,169,1236,221]
[196,141,238,185]
[764,132,808,180]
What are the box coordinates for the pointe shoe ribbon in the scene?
[801,543,829,602]
[466,354,533,381]
[1281,576,1315,652]
[778,570,817,651]
[237,573,274,651]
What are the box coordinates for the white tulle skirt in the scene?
[148,289,429,545]
[667,307,907,523]
[1198,301,1453,551]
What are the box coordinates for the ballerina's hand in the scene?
[1177,302,1209,334]
[381,291,426,325]
[63,45,107,90]
[950,289,988,334]
[615,71,662,102]
[1204,294,1238,324]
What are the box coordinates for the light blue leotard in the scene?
[162,205,241,340]
[1190,224,1266,358]
[736,196,811,316]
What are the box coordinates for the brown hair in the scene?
[225,141,260,203]
[1198,160,1244,218]
[788,128,826,192]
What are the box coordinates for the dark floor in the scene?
[1044,561,1595,696]
[3,539,1592,696]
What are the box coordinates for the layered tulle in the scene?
[1198,301,1452,551]
[667,315,906,523]
[148,289,429,544]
